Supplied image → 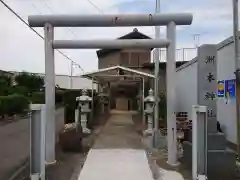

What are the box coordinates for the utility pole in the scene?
[193,33,200,48]
[233,0,240,160]
[70,61,73,89]
[154,0,160,146]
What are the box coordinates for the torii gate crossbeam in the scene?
[28,13,192,27]
[28,13,193,167]
[52,39,170,49]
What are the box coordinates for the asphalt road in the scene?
[0,108,64,180]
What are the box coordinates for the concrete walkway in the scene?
[77,112,155,180]
[93,113,142,149]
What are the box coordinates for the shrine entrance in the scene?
[28,12,193,166]
[111,83,138,111]
[81,65,155,114]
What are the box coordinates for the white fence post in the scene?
[192,105,208,180]
[30,104,46,180]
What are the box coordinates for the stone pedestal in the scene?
[80,112,91,134]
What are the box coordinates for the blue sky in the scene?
[0,0,236,74]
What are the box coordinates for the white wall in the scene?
[9,71,97,90]
[174,35,240,144]
[55,75,97,90]
[176,61,198,118]
[217,42,237,144]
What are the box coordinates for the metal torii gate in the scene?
[28,13,193,166]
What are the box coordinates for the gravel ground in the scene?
[132,114,192,180]
[45,114,109,180]
[8,114,109,180]
[45,146,87,180]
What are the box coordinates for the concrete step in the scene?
[207,117,218,133]
[182,141,192,167]
[207,148,236,180]
[187,132,226,150]
[208,132,226,150]
[183,142,236,180]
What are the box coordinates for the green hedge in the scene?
[29,90,65,104]
[0,94,29,115]
[55,90,65,104]
[63,89,98,124]
[63,90,81,124]
[63,90,81,107]
[12,86,29,96]
[30,92,45,104]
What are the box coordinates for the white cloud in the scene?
[0,0,237,75]
[1,0,155,75]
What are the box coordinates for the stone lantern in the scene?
[144,89,155,135]
[98,93,109,114]
[98,84,109,114]
[76,89,92,134]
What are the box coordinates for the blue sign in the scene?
[225,79,236,104]
[217,80,225,97]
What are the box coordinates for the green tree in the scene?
[12,85,29,96]
[0,75,13,95]
[15,72,44,92]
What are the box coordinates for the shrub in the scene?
[30,92,45,104]
[56,90,64,104]
[0,94,29,115]
[64,105,76,124]
[15,72,44,92]
[63,90,81,124]
[0,86,14,96]
[0,74,13,96]
[62,89,98,124]
[30,91,64,105]
[63,90,81,107]
[0,74,12,87]
[12,85,29,96]
[63,89,97,105]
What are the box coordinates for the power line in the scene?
[42,0,104,73]
[86,0,104,13]
[0,0,84,72]
[42,3,80,41]
[40,2,85,75]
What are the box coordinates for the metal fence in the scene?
[159,47,197,62]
